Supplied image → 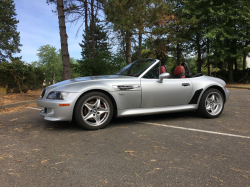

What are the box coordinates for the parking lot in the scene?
[0,88,250,187]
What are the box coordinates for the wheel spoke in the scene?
[84,103,94,111]
[211,95,215,102]
[214,101,221,106]
[84,113,94,120]
[206,98,211,103]
[206,105,211,110]
[94,98,101,109]
[95,114,101,124]
[212,105,216,112]
[98,108,109,115]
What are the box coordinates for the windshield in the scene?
[115,59,157,77]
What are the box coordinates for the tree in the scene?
[37,45,63,84]
[163,0,250,80]
[204,0,250,82]
[79,20,110,59]
[47,0,71,80]
[103,0,139,64]
[0,0,22,62]
[78,21,114,76]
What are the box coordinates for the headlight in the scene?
[47,91,69,100]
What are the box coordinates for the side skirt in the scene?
[117,104,198,117]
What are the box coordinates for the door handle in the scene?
[182,83,190,87]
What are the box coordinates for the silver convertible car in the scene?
[38,59,229,130]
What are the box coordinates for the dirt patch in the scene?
[227,83,250,89]
[0,103,38,114]
[0,90,42,106]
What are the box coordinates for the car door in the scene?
[140,64,193,108]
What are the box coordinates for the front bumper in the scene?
[225,88,229,103]
[37,93,79,121]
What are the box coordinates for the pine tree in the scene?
[78,21,112,76]
[79,20,110,59]
[0,0,22,62]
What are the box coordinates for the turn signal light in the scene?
[59,104,70,107]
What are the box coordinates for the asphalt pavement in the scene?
[0,88,250,187]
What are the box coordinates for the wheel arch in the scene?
[200,85,226,104]
[72,89,118,120]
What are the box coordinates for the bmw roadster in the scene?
[37,59,229,130]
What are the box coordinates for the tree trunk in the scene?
[53,71,55,84]
[207,39,210,76]
[57,0,71,80]
[228,39,237,82]
[90,0,95,58]
[84,0,90,59]
[138,30,142,60]
[234,58,237,70]
[243,52,246,70]
[196,36,201,73]
[228,58,234,82]
[176,43,180,65]
[125,32,131,64]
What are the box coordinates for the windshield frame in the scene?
[115,59,158,77]
[138,59,161,78]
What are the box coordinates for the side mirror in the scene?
[157,72,170,83]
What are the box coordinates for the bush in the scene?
[212,69,250,82]
[0,61,45,92]
[24,66,45,90]
[13,85,28,93]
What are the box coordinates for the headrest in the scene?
[160,66,166,74]
[174,65,185,78]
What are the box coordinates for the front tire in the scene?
[74,92,113,130]
[198,88,224,118]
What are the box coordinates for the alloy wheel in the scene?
[205,92,223,116]
[81,96,110,126]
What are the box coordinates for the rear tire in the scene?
[198,88,224,118]
[74,92,113,130]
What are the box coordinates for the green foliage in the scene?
[78,20,125,76]
[79,20,110,59]
[0,60,45,92]
[77,51,126,76]
[0,0,22,62]
[37,45,63,83]
[213,69,250,82]
[24,66,46,90]
[69,58,81,78]
[35,45,80,84]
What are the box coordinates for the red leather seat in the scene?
[157,66,167,74]
[160,66,166,74]
[174,65,185,78]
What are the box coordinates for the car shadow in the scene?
[109,111,199,127]
[43,120,82,131]
[42,111,199,131]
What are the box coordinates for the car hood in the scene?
[47,75,136,89]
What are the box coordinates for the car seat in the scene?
[173,65,185,78]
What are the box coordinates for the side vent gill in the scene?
[117,86,134,90]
